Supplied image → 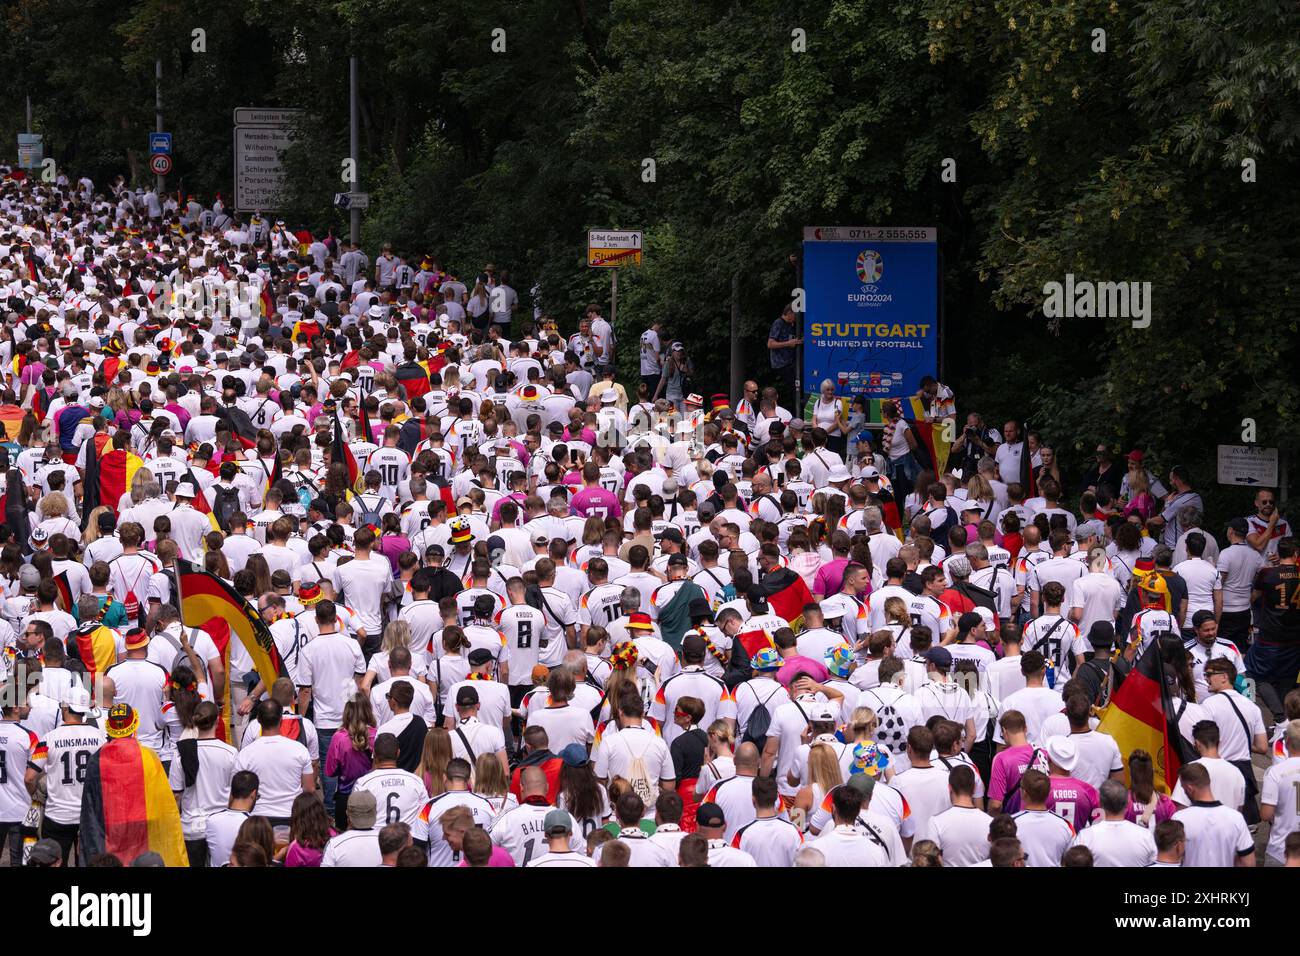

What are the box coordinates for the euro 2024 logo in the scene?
[856,249,883,285]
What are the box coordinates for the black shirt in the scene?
[670,727,708,782]
[1253,564,1300,645]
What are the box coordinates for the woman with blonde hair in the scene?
[418,727,453,797]
[80,506,111,546]
[964,473,995,520]
[792,742,845,825]
[362,619,418,692]
[36,492,79,539]
[473,752,518,822]
[324,694,376,831]
[882,596,911,650]
[694,719,736,798]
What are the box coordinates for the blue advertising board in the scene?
[801,226,939,399]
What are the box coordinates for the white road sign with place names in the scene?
[234,125,294,211]
[1216,444,1278,487]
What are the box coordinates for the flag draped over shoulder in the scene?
[1097,635,1190,794]
[395,362,432,400]
[98,446,144,516]
[52,572,74,613]
[72,621,118,681]
[758,567,815,631]
[80,737,188,866]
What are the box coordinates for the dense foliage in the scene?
[3,0,1297,516]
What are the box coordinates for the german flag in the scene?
[735,627,775,661]
[176,558,285,713]
[332,416,360,488]
[395,361,432,400]
[52,572,74,614]
[0,403,23,441]
[1097,634,1190,794]
[31,386,53,425]
[71,621,118,681]
[98,446,144,517]
[259,283,274,318]
[79,736,188,867]
[757,566,815,631]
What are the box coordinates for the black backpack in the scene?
[212,485,242,532]
[741,684,783,753]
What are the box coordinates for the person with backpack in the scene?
[592,683,675,810]
[1021,582,1086,685]
[733,648,792,750]
[205,461,253,535]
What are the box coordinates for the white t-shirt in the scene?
[890,763,952,838]
[36,723,106,825]
[920,804,991,866]
[167,738,239,839]
[1071,819,1156,867]
[298,633,366,728]
[997,686,1065,745]
[233,735,313,818]
[1012,807,1075,867]
[1170,756,1246,812]
[1173,802,1253,867]
[353,767,429,828]
[1200,689,1265,762]
[490,803,584,866]
[1260,756,1300,863]
[321,828,382,867]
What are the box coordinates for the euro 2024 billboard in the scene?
[802,226,939,399]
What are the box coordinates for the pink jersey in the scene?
[569,486,622,520]
[988,744,1035,804]
[1047,775,1099,831]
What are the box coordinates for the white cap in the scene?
[600,389,617,404]
[973,606,995,630]
[827,464,852,483]
[860,465,882,480]
[61,686,98,717]
[174,481,197,498]
[808,703,837,722]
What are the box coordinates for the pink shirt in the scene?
[988,743,1034,803]
[775,655,829,686]
[457,846,516,867]
[570,486,623,519]
[813,559,850,597]
[19,362,46,385]
[1047,775,1100,831]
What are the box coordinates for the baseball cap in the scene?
[1045,736,1079,773]
[530,664,550,683]
[60,686,98,717]
[957,610,984,634]
[923,646,953,669]
[532,531,549,545]
[600,389,617,404]
[973,606,995,631]
[543,809,573,835]
[455,686,480,708]
[346,789,378,829]
[860,465,882,480]
[27,839,62,867]
[18,565,40,589]
[30,527,49,546]
[681,634,707,659]
[467,648,494,667]
[559,743,590,768]
[808,702,837,722]
[1126,449,1144,462]
[667,553,688,569]
[89,396,106,409]
[695,802,726,828]
[1075,519,1105,539]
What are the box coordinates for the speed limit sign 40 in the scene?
[150,153,173,175]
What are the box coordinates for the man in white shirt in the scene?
[996,651,1064,746]
[1072,779,1157,866]
[1260,720,1300,865]
[1172,763,1255,867]
[1199,658,1267,822]
[1169,720,1246,812]
[812,785,891,867]
[890,725,952,842]
[232,699,316,824]
[321,790,382,867]
[331,528,394,638]
[920,764,992,866]
[1215,518,1263,650]
[297,599,366,816]
[1172,532,1222,630]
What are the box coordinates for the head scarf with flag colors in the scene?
[79,707,188,867]
[1097,634,1193,794]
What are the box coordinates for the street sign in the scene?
[1217,444,1278,487]
[149,153,173,176]
[17,134,42,169]
[336,192,370,210]
[232,107,303,211]
[233,108,303,127]
[149,132,172,155]
[587,229,643,267]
